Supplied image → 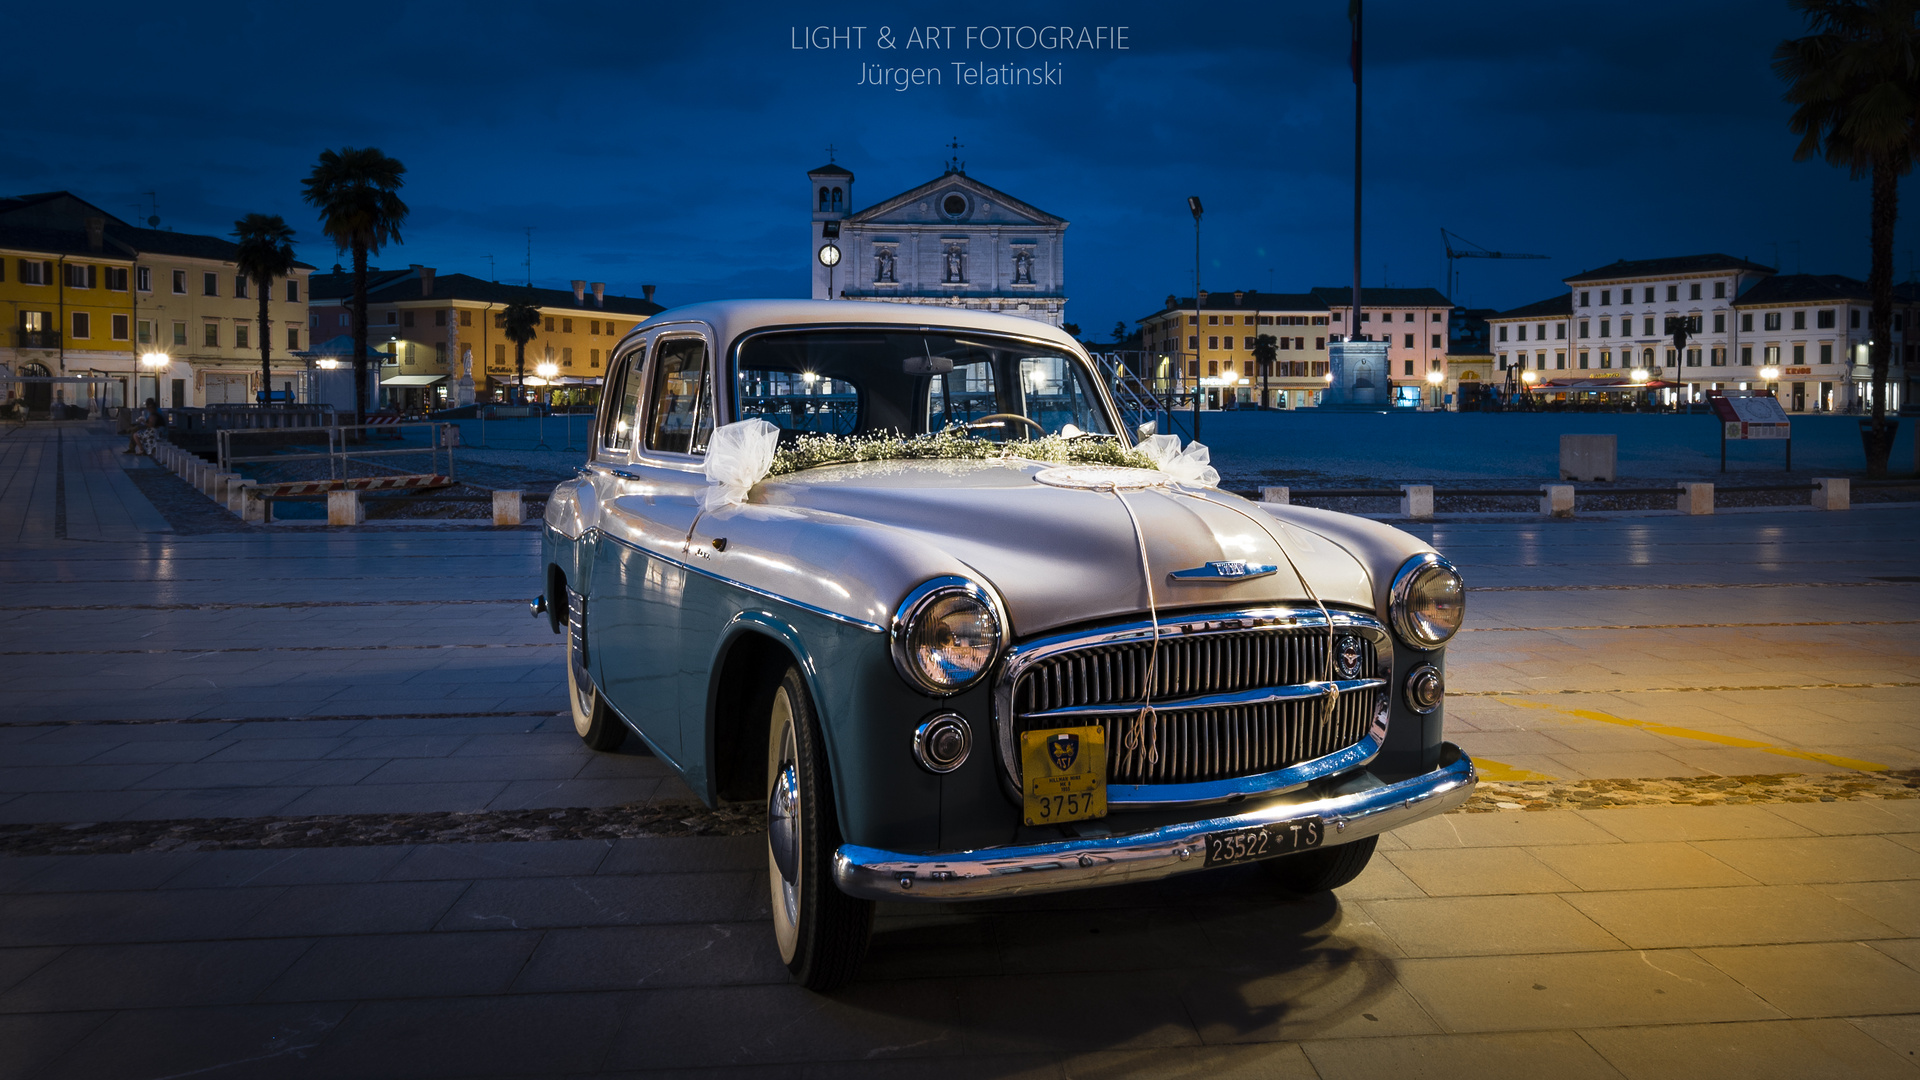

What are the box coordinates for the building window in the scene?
[563,318,574,333]
[286,279,300,302]
[1599,318,1610,337]
[1555,352,1566,369]
[137,319,152,344]
[339,314,350,328]
[1498,326,1508,342]
[1600,289,1611,305]
[436,343,447,364]
[1711,348,1726,367]
[105,267,128,291]
[172,321,186,346]
[1714,282,1726,299]
[1600,351,1611,368]
[235,276,248,299]
[495,343,506,364]
[287,328,299,350]
[1792,311,1806,330]
[1517,326,1527,341]
[172,269,186,293]
[591,348,600,367]
[1644,287,1655,302]
[1714,313,1726,333]
[1764,312,1782,331]
[1244,337,1256,349]
[1498,353,1508,369]
[1793,344,1805,364]
[1404,360,1414,375]
[1208,336,1218,350]
[135,266,151,292]
[1187,315,1198,325]
[1579,291,1590,307]
[1667,285,1679,302]
[1555,324,1565,339]
[435,309,447,327]
[1686,348,1701,367]
[1643,317,1654,335]
[1850,309,1861,328]
[1690,283,1701,300]
[1207,315,1218,326]
[544,317,555,331]
[1764,346,1780,364]
[65,263,96,289]
[1579,319,1589,338]
[1315,337,1326,350]
[1742,346,1752,365]
[1431,334,1442,348]
[204,323,219,347]
[1741,313,1753,332]
[110,314,129,340]
[235,324,248,349]
[70,311,89,338]
[402,311,415,328]
[1816,309,1835,329]
[563,346,574,367]
[1821,343,1832,363]
[1404,333,1414,348]
[459,310,471,327]
[203,272,218,297]
[1579,351,1590,368]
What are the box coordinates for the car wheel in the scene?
[1261,835,1378,894]
[565,608,625,752]
[765,664,873,991]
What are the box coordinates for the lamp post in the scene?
[534,361,559,449]
[138,352,169,410]
[1425,367,1444,411]
[1188,195,1203,440]
[1759,365,1781,399]
[1520,368,1538,411]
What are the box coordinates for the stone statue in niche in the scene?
[875,248,896,283]
[943,244,966,283]
[1012,249,1034,284]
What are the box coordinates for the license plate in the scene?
[1021,726,1107,826]
[1203,818,1324,866]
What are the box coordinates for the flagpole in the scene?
[1350,0,1363,344]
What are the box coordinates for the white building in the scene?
[808,157,1068,327]
[1563,254,1775,403]
[1733,274,1895,413]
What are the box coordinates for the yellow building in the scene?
[306,267,665,411]
[0,192,312,410]
[1136,290,1333,408]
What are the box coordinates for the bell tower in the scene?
[809,152,854,300]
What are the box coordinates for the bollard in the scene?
[1676,482,1714,515]
[327,490,364,526]
[240,487,268,523]
[1400,485,1434,520]
[1812,477,1850,511]
[1560,434,1617,481]
[1260,486,1291,505]
[493,489,524,527]
[200,467,223,499]
[1540,484,1575,518]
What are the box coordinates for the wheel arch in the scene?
[706,612,827,805]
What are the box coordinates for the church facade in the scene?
[808,159,1068,327]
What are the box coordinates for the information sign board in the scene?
[1714,395,1791,440]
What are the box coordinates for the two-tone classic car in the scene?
[536,299,1473,990]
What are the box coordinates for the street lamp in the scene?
[1759,365,1781,400]
[139,351,169,409]
[1425,367,1443,410]
[1189,195,1203,439]
[534,361,560,450]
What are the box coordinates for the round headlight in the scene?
[1390,554,1465,649]
[891,578,1002,694]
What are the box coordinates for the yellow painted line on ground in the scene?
[1502,699,1888,772]
[1471,758,1557,782]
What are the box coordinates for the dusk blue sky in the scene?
[7,0,1914,337]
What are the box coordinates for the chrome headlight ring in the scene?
[890,576,1005,696]
[1389,552,1466,651]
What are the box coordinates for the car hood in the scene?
[757,460,1377,637]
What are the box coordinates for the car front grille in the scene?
[996,609,1390,801]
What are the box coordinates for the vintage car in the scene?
[536,300,1474,990]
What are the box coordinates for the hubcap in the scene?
[768,762,800,883]
[767,686,802,956]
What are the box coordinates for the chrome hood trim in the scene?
[759,460,1373,638]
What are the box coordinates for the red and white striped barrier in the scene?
[254,475,452,497]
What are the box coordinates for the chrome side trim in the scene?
[597,531,886,634]
[1021,678,1386,721]
[834,744,1478,902]
[992,607,1392,805]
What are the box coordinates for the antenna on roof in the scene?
[483,255,495,282]
[137,191,159,228]
[524,228,533,287]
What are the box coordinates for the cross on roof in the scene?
[824,143,837,163]
[945,137,965,175]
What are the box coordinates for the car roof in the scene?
[633,299,1084,353]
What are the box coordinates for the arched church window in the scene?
[831,188,843,211]
[819,187,830,210]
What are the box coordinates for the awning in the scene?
[380,375,447,387]
[1535,378,1671,390]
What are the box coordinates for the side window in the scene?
[646,337,713,455]
[601,344,645,454]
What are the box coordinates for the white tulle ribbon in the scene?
[701,419,781,511]
[1136,433,1220,488]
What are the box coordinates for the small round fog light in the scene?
[1405,664,1444,714]
[913,713,972,774]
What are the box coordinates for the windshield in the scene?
[732,330,1114,441]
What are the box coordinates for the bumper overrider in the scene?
[834,743,1477,902]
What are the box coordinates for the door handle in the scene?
[610,469,641,481]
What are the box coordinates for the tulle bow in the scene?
[701,419,781,511]
[1136,433,1220,488]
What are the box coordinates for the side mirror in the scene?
[1136,420,1157,439]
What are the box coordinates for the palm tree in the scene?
[1252,334,1279,408]
[1774,0,1920,476]
[300,147,409,427]
[232,214,297,407]
[501,298,542,405]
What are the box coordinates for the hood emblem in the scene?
[1168,560,1278,584]
[1335,635,1364,678]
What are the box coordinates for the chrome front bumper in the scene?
[833,743,1477,902]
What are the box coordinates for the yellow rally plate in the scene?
[1021,726,1108,826]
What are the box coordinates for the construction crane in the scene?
[1441,229,1549,301]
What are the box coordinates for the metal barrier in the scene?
[217,422,457,481]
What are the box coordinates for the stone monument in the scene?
[1318,339,1391,410]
